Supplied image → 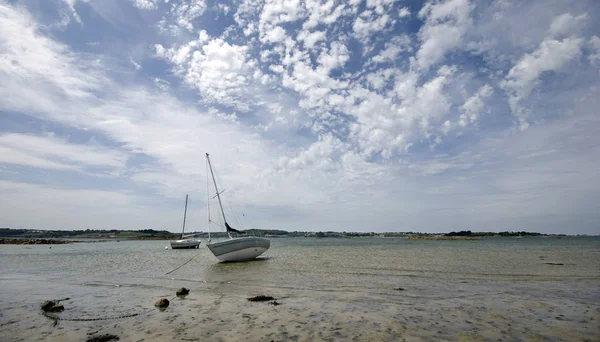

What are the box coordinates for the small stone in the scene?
[269,301,281,306]
[176,288,190,296]
[155,298,170,308]
[394,287,405,291]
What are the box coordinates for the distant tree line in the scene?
[445,231,543,237]
[445,230,474,236]
[0,228,562,239]
[0,228,177,239]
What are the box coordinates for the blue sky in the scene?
[1,0,599,234]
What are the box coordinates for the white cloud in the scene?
[416,0,473,70]
[347,90,403,158]
[60,0,83,25]
[130,58,141,70]
[318,41,350,72]
[171,0,206,32]
[132,0,159,10]
[262,25,287,44]
[365,68,394,90]
[153,77,170,92]
[408,161,453,175]
[347,66,457,158]
[282,133,345,170]
[398,6,410,18]
[0,3,105,114]
[303,0,347,29]
[154,0,207,34]
[297,30,326,49]
[549,13,588,38]
[589,36,600,64]
[282,61,346,109]
[458,84,493,127]
[259,0,305,43]
[366,0,394,14]
[0,5,325,221]
[243,22,257,36]
[269,64,284,73]
[0,3,273,194]
[372,35,412,63]
[157,37,255,110]
[233,0,262,32]
[391,70,418,101]
[217,4,230,15]
[260,0,304,25]
[501,36,583,128]
[0,133,127,173]
[186,39,252,108]
[0,181,177,231]
[353,11,390,42]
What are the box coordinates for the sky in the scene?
[0,0,599,234]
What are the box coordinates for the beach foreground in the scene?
[1,237,598,341]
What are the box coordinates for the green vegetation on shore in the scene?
[444,230,546,237]
[0,228,179,240]
[0,228,578,241]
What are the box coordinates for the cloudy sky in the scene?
[1,0,599,234]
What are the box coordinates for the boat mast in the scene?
[206,153,231,239]
[206,158,211,242]
[181,194,188,239]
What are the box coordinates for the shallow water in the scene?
[1,237,599,341]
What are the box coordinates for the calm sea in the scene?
[1,237,599,341]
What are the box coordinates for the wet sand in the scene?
[2,276,598,341]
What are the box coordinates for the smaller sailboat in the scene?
[205,153,270,262]
[170,194,201,249]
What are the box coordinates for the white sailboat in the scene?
[170,194,201,249]
[205,153,270,262]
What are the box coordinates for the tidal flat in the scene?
[1,237,598,341]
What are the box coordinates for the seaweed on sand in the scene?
[247,295,275,302]
[86,334,120,342]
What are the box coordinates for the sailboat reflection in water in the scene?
[204,153,270,262]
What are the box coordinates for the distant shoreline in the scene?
[407,235,481,240]
[404,235,580,241]
[1,238,82,245]
[0,228,590,244]
[0,236,174,245]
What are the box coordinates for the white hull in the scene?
[170,239,201,249]
[207,237,270,262]
[214,246,269,262]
